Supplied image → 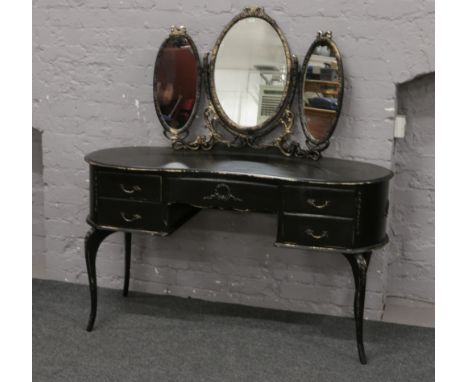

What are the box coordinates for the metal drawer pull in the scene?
[307,198,330,209]
[120,184,142,194]
[120,212,142,222]
[305,229,328,240]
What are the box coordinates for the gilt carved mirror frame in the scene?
[153,26,202,143]
[207,6,295,139]
[298,31,344,153]
[173,7,303,154]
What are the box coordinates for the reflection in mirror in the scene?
[154,30,199,134]
[214,17,288,129]
[301,34,343,143]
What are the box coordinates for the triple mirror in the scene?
[153,7,344,159]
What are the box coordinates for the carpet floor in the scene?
[32,279,434,382]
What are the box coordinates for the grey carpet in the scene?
[33,279,434,382]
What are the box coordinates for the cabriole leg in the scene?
[123,232,132,297]
[85,227,114,332]
[343,251,372,365]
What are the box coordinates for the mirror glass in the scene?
[214,18,288,129]
[302,42,342,142]
[154,36,199,131]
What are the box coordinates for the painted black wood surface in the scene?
[84,146,393,364]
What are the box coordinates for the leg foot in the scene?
[85,227,114,331]
[123,232,131,297]
[343,251,372,365]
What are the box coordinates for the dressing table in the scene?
[84,7,392,365]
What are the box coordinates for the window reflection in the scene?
[303,44,341,141]
[214,18,288,128]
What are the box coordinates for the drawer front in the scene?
[97,171,161,202]
[278,213,354,248]
[96,199,165,231]
[283,186,355,217]
[166,178,278,211]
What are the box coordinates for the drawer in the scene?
[95,199,165,232]
[166,178,278,212]
[97,171,161,202]
[283,186,355,217]
[278,213,354,248]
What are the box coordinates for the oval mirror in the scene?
[210,8,292,135]
[153,26,201,139]
[299,32,344,144]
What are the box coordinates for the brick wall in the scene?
[387,73,435,309]
[32,0,434,322]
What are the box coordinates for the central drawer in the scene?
[278,213,355,248]
[96,170,161,202]
[165,178,278,212]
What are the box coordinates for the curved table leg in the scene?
[123,232,132,297]
[85,227,115,332]
[343,251,372,365]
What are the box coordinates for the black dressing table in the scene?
[84,146,392,364]
[84,7,393,364]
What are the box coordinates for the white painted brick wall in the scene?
[387,73,435,308]
[32,0,434,321]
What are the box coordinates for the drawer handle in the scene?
[307,199,330,209]
[305,229,328,240]
[120,212,142,222]
[120,184,142,194]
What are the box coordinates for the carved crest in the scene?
[240,6,266,17]
[169,25,187,36]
